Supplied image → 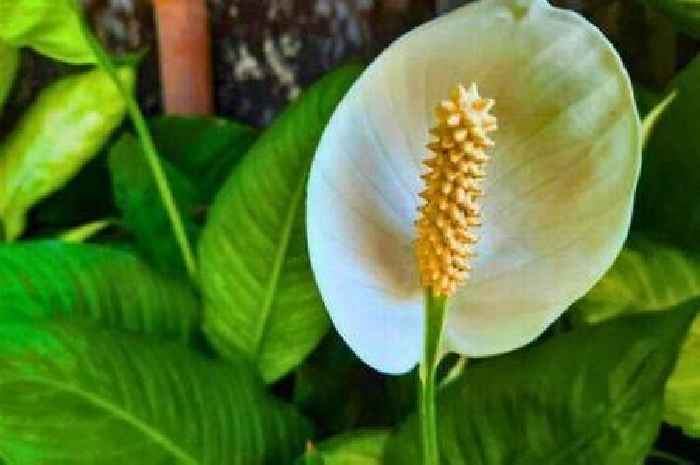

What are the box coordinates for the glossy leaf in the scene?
[573,239,700,437]
[0,66,134,241]
[0,319,311,465]
[0,41,18,112]
[199,65,362,382]
[297,430,389,465]
[385,304,699,464]
[109,133,201,276]
[0,0,94,64]
[149,116,258,201]
[633,55,700,251]
[642,0,700,38]
[0,240,199,341]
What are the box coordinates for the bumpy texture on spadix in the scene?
[417,84,497,296]
[307,0,641,375]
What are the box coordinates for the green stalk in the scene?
[73,3,197,281]
[419,289,448,465]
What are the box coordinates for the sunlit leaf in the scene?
[0,0,95,64]
[199,65,362,382]
[0,319,311,465]
[0,66,133,241]
[0,240,199,341]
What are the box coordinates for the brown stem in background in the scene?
[153,0,213,115]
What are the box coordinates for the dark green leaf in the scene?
[642,0,700,38]
[0,319,311,465]
[0,66,133,241]
[633,55,700,250]
[573,239,700,437]
[0,0,95,64]
[108,133,201,276]
[0,240,199,341]
[294,332,414,436]
[32,155,115,231]
[385,304,699,465]
[149,116,257,201]
[199,65,363,382]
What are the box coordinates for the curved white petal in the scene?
[307,0,641,372]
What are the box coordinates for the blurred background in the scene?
[2,0,696,131]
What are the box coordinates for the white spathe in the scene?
[307,0,641,374]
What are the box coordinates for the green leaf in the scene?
[109,133,201,276]
[0,0,94,64]
[0,41,18,112]
[199,64,363,382]
[58,218,112,243]
[294,333,414,436]
[385,304,699,465]
[0,66,134,241]
[149,116,258,201]
[0,240,199,341]
[0,319,311,464]
[642,0,700,38]
[573,239,700,437]
[633,55,700,251]
[33,156,116,231]
[306,430,390,465]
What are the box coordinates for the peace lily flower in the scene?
[307,0,641,375]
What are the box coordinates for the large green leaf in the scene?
[0,0,94,64]
[642,0,700,38]
[199,65,363,382]
[384,304,699,465]
[149,116,257,201]
[0,319,311,464]
[0,66,134,241]
[0,41,18,112]
[633,55,700,250]
[0,240,199,341]
[573,239,700,437]
[109,133,201,276]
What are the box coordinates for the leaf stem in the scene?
[73,3,197,281]
[419,289,448,465]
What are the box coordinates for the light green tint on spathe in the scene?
[307,0,641,374]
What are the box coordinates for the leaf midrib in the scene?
[251,169,308,361]
[6,375,200,465]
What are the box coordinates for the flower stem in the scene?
[73,3,198,281]
[419,289,448,465]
